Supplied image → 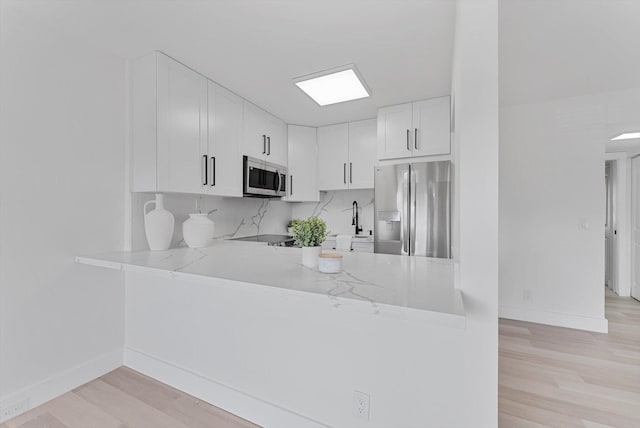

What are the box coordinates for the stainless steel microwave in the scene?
[243,156,287,198]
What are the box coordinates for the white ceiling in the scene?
[9,0,455,127]
[500,0,640,107]
[500,0,640,154]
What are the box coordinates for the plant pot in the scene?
[301,246,322,269]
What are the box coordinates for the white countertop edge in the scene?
[75,256,123,271]
[76,256,466,330]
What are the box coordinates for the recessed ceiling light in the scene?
[611,132,640,141]
[294,64,370,106]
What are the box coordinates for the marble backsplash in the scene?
[291,189,374,236]
[132,189,375,250]
[131,193,292,251]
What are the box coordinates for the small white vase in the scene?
[144,194,174,251]
[183,214,215,248]
[301,246,322,269]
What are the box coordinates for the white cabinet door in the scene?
[242,100,268,160]
[413,96,450,156]
[286,125,318,202]
[377,103,413,160]
[156,53,207,194]
[318,123,349,191]
[265,113,287,166]
[348,119,376,189]
[207,81,243,197]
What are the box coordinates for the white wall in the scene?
[0,2,126,414]
[451,0,499,426]
[291,189,374,236]
[499,87,640,332]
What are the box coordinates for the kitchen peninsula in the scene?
[76,241,467,427]
[77,241,464,326]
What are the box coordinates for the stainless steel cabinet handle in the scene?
[201,155,208,186]
[210,156,215,186]
[343,163,347,184]
[406,129,410,150]
[267,136,271,155]
[290,175,293,196]
[262,135,266,154]
[349,162,353,183]
[414,128,418,150]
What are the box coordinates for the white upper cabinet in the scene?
[265,113,287,167]
[318,119,376,191]
[377,96,450,160]
[206,81,243,197]
[348,119,376,189]
[412,96,451,157]
[156,54,207,194]
[133,52,242,195]
[132,51,288,196]
[242,101,287,166]
[285,125,318,202]
[377,103,413,160]
[318,123,349,190]
[132,52,207,194]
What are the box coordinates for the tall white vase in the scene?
[144,194,174,251]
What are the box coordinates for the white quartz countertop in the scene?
[77,241,465,328]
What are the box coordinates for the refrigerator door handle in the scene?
[410,166,417,256]
[445,165,452,258]
[402,167,411,255]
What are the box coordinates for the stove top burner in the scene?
[230,234,296,246]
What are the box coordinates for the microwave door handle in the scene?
[274,170,280,192]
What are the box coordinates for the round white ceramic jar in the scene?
[182,214,215,248]
[318,252,343,273]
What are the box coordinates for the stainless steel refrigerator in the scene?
[374,161,451,258]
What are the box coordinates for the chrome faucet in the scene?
[352,201,363,235]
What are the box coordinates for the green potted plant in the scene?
[286,219,299,235]
[292,217,327,268]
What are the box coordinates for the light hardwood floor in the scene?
[3,291,638,428]
[499,289,640,427]
[0,367,260,428]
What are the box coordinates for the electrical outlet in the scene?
[1,397,30,421]
[353,391,370,421]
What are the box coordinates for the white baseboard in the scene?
[124,348,328,428]
[499,305,609,333]
[0,348,123,423]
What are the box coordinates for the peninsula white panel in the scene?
[124,269,466,428]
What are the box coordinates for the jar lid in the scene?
[319,253,343,259]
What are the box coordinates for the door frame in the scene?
[604,153,632,297]
[631,155,640,300]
